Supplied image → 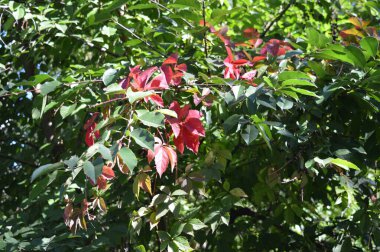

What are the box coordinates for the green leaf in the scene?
[278,71,312,81]
[240,124,258,145]
[83,161,97,183]
[101,26,117,37]
[188,219,207,230]
[12,6,25,20]
[55,23,68,33]
[360,37,379,59]
[156,109,178,118]
[102,69,119,86]
[170,222,186,237]
[158,231,171,251]
[63,156,79,170]
[330,158,360,171]
[315,44,366,68]
[138,111,165,128]
[289,87,319,97]
[17,74,52,86]
[40,80,61,96]
[306,28,331,48]
[281,79,316,87]
[172,189,187,196]
[60,103,77,119]
[131,128,155,151]
[127,87,154,103]
[128,3,157,10]
[223,114,241,134]
[117,147,138,173]
[173,236,193,251]
[31,162,64,182]
[308,61,326,78]
[230,187,248,197]
[104,83,126,94]
[86,143,113,160]
[346,46,366,68]
[134,245,146,252]
[276,97,293,110]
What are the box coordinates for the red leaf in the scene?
[135,66,157,90]
[167,117,181,137]
[243,27,260,38]
[173,133,185,154]
[260,39,292,57]
[163,53,178,65]
[119,78,129,89]
[175,63,187,72]
[146,73,169,90]
[85,123,100,147]
[84,113,99,130]
[185,118,205,136]
[147,149,155,163]
[161,64,173,85]
[102,165,115,180]
[161,55,187,86]
[252,56,266,63]
[155,145,169,177]
[146,93,164,107]
[182,128,201,154]
[242,70,257,81]
[232,59,249,65]
[164,146,177,172]
[96,176,107,190]
[168,101,205,154]
[193,88,212,107]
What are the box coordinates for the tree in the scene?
[1,0,380,251]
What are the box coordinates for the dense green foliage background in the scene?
[1,0,380,251]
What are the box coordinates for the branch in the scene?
[113,20,166,57]
[70,35,121,58]
[0,153,37,167]
[261,0,295,37]
[148,0,194,28]
[88,96,128,108]
[202,0,209,75]
[0,80,102,98]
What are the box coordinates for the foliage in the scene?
[1,0,380,251]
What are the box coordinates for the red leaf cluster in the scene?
[89,164,115,190]
[167,101,205,154]
[260,39,292,57]
[147,137,177,177]
[84,113,100,147]
[161,53,187,86]
[119,54,187,107]
[203,22,296,84]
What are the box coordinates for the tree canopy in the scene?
[1,0,380,251]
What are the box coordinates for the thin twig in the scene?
[69,35,120,57]
[261,0,295,37]
[89,96,128,108]
[0,88,34,98]
[269,158,294,175]
[113,20,166,57]
[0,12,9,51]
[202,0,210,76]
[0,153,37,167]
[0,80,102,98]
[148,0,194,28]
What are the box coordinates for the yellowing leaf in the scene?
[230,187,248,197]
[341,28,364,37]
[348,17,369,29]
[98,197,107,212]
